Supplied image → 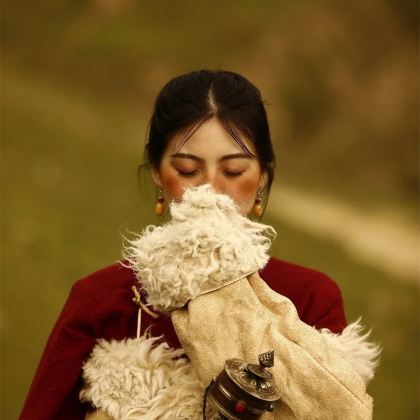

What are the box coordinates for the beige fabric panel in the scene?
[85,409,114,420]
[172,272,372,420]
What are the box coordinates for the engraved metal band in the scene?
[218,383,265,415]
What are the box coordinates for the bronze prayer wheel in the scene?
[206,351,281,419]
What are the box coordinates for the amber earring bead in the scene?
[155,196,166,216]
[252,197,263,218]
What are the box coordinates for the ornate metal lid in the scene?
[224,351,280,402]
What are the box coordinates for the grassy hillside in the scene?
[2,0,418,418]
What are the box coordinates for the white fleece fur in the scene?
[80,335,204,419]
[80,325,380,419]
[123,184,276,312]
[84,185,380,418]
[320,319,381,384]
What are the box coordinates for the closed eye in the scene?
[176,169,199,177]
[224,170,245,178]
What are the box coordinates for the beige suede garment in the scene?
[82,186,375,419]
[85,410,113,420]
[171,272,373,420]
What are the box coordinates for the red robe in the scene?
[20,257,347,420]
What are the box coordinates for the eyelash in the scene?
[177,170,199,177]
[176,170,245,178]
[224,171,245,178]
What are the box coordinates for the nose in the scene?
[199,171,225,194]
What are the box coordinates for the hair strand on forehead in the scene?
[172,117,212,153]
[220,118,256,158]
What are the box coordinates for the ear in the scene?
[258,170,268,190]
[151,168,162,187]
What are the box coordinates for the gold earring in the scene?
[154,189,166,216]
[252,191,263,218]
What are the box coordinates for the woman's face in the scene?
[152,118,266,216]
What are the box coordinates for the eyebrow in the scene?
[170,153,252,162]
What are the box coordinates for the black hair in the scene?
[143,69,276,205]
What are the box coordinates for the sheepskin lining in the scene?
[80,335,204,419]
[123,184,275,312]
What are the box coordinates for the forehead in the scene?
[166,118,257,157]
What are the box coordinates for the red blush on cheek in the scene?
[225,175,260,208]
[161,173,190,202]
[238,177,260,194]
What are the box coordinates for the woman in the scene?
[20,70,362,419]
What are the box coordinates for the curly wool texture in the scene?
[80,335,203,419]
[319,319,381,384]
[123,184,276,311]
[80,325,379,420]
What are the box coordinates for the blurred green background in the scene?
[1,0,418,418]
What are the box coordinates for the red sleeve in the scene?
[304,282,347,333]
[20,281,96,420]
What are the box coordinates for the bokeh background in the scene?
[1,0,419,418]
